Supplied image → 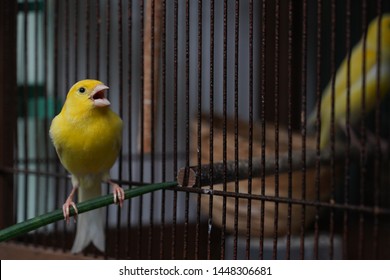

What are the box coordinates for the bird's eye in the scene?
[79,87,86,94]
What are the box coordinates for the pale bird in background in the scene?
[309,14,390,150]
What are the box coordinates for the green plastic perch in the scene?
[0,181,177,242]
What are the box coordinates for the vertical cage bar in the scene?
[245,0,254,260]
[63,0,71,251]
[259,0,266,260]
[343,0,351,260]
[96,0,101,79]
[148,0,156,260]
[33,0,40,246]
[74,0,79,80]
[221,0,228,260]
[314,0,322,261]
[373,1,382,259]
[64,0,70,87]
[116,0,124,259]
[171,0,178,260]
[359,0,367,260]
[104,0,111,259]
[183,0,190,260]
[207,0,215,261]
[299,0,307,260]
[126,0,133,259]
[160,0,166,260]
[233,0,240,261]
[43,0,50,248]
[137,0,145,259]
[86,0,90,77]
[0,0,17,230]
[285,0,293,260]
[195,0,203,260]
[328,0,337,260]
[53,0,60,248]
[22,0,29,237]
[272,0,280,260]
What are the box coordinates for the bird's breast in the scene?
[52,111,122,176]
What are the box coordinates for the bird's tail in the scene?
[71,177,105,253]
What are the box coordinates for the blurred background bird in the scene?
[49,79,124,253]
[309,14,390,150]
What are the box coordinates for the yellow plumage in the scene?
[310,14,390,149]
[50,79,124,253]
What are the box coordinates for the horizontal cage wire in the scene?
[0,0,390,260]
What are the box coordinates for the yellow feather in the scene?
[50,107,122,176]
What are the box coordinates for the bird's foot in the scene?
[109,180,125,207]
[62,197,78,225]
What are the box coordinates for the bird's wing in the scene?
[49,115,65,160]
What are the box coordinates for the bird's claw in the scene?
[62,199,78,225]
[111,183,125,207]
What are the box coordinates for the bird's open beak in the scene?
[90,84,110,107]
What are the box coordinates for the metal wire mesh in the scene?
[0,0,390,260]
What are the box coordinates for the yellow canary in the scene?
[49,79,124,253]
[309,14,390,149]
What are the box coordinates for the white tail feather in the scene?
[71,176,105,253]
[71,207,105,253]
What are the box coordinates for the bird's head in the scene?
[63,79,111,115]
[366,14,390,53]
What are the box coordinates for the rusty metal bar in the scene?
[373,0,383,259]
[171,185,390,215]
[0,0,17,230]
[327,0,337,260]
[177,147,367,188]
[259,0,267,260]
[53,0,60,248]
[272,0,280,260]
[104,0,111,259]
[285,0,293,260]
[64,0,73,252]
[359,0,367,259]
[183,0,190,260]
[96,0,100,79]
[171,0,178,260]
[343,0,352,260]
[207,0,215,261]
[148,0,156,261]
[245,0,254,260]
[195,0,203,260]
[74,0,79,79]
[115,0,124,259]
[160,0,167,260]
[86,0,90,77]
[220,0,228,260]
[33,0,40,246]
[43,0,50,248]
[299,0,307,260]
[314,0,323,261]
[22,0,29,238]
[232,0,240,261]
[137,0,144,260]
[126,0,134,259]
